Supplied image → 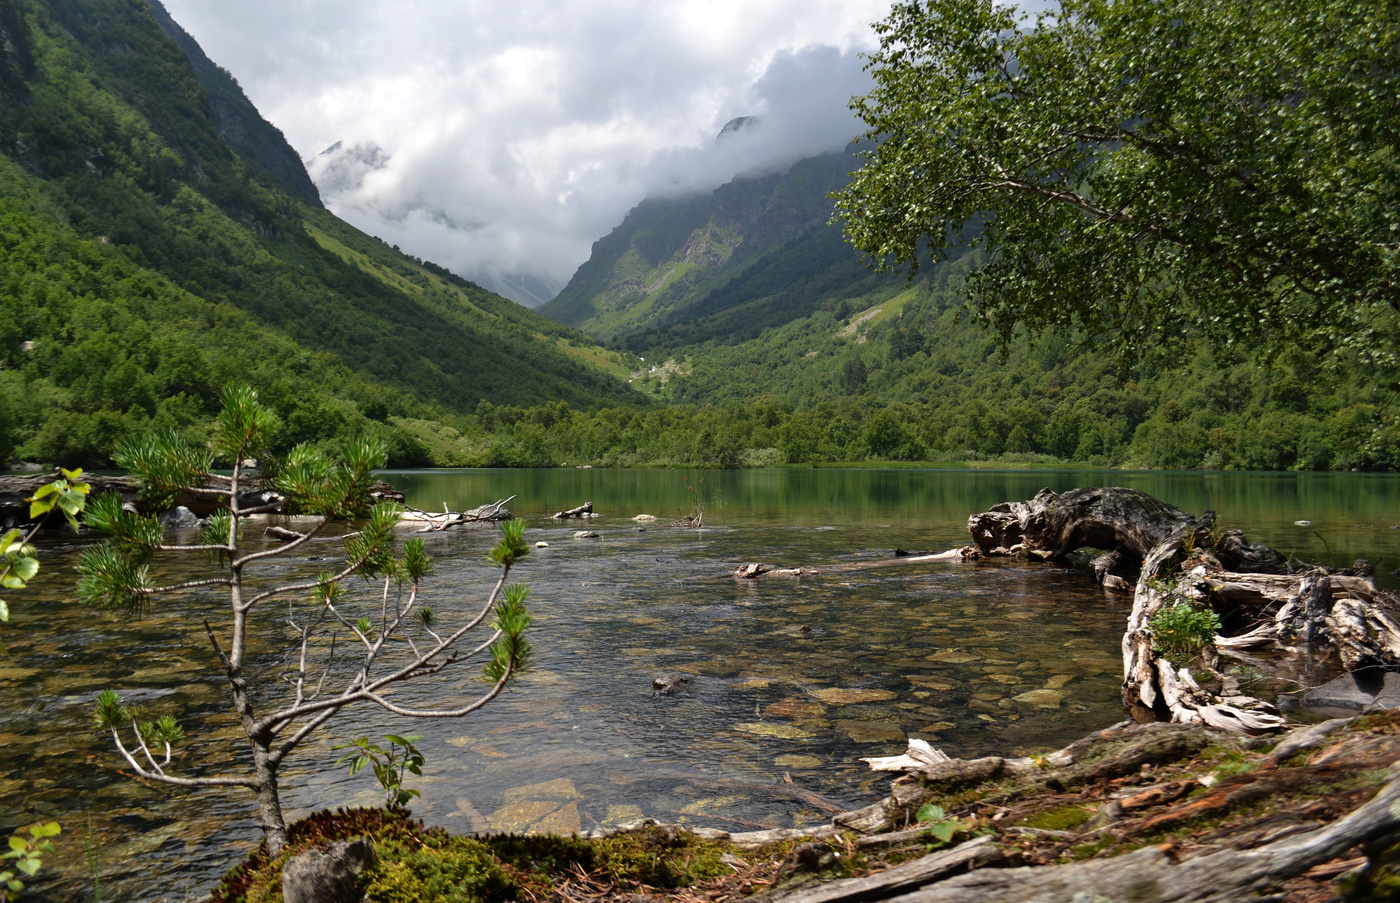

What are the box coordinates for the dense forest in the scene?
[2,0,1396,475]
[0,0,637,467]
[392,248,1400,471]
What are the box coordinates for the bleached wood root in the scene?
[862,739,953,772]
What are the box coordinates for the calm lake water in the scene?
[5,467,1400,901]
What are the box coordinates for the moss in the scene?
[363,837,515,903]
[1019,805,1092,832]
[1065,837,1115,861]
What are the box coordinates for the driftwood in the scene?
[967,487,1400,730]
[552,501,595,518]
[877,771,1400,902]
[771,836,1003,903]
[399,496,515,532]
[734,563,817,579]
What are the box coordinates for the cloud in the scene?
[160,0,891,297]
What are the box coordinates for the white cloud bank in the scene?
[161,0,893,302]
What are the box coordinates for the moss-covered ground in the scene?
[208,713,1400,903]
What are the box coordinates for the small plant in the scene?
[334,735,426,807]
[1149,602,1222,664]
[915,803,973,849]
[1,822,60,902]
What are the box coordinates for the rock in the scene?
[735,722,816,740]
[813,688,899,705]
[834,720,906,744]
[652,675,690,696]
[535,541,549,548]
[1013,689,1065,707]
[1372,671,1400,710]
[573,530,600,539]
[633,514,658,522]
[159,506,204,530]
[282,838,376,903]
[1302,669,1391,711]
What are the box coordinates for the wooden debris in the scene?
[862,739,953,772]
[768,837,1002,903]
[399,496,516,532]
[552,501,595,518]
[966,486,1400,731]
[734,563,816,579]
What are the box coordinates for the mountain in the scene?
[144,0,321,204]
[0,0,637,467]
[539,146,909,349]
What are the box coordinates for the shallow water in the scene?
[5,467,1399,900]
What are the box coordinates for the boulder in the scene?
[282,837,376,903]
[1301,668,1400,711]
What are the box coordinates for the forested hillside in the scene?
[531,148,1399,472]
[0,0,638,467]
[540,147,909,348]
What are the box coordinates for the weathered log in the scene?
[769,836,1003,903]
[884,765,1400,903]
[551,501,594,518]
[967,487,1207,563]
[734,563,817,579]
[967,487,1400,731]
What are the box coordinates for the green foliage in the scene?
[835,0,1400,364]
[333,735,425,808]
[27,466,89,528]
[0,822,59,903]
[81,387,531,855]
[0,0,636,470]
[1,469,88,653]
[1149,603,1223,664]
[364,837,514,903]
[483,581,532,684]
[915,803,974,849]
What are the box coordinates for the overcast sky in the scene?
[160,0,897,298]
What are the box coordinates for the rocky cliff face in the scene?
[145,0,322,204]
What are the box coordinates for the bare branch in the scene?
[233,517,326,568]
[108,727,256,789]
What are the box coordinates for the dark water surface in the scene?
[5,468,1400,900]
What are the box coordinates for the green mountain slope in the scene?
[540,147,908,347]
[0,0,638,466]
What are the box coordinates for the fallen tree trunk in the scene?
[552,501,594,518]
[966,487,1398,730]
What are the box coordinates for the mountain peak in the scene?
[717,116,759,141]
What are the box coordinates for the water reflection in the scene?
[5,467,1399,900]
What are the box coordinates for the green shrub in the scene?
[1149,603,1222,664]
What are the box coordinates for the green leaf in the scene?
[9,557,38,583]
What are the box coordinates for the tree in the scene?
[80,386,531,856]
[835,0,1400,361]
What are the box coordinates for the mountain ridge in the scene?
[0,0,638,466]
[539,147,903,346]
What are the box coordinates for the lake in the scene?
[5,467,1399,900]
